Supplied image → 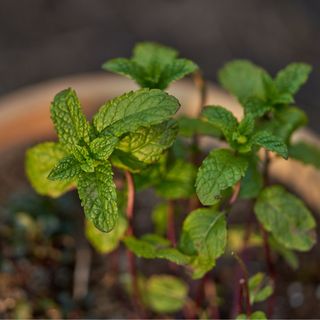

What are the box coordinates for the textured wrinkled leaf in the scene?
[104,42,197,89]
[25,142,74,198]
[254,185,316,251]
[103,58,145,86]
[238,114,255,137]
[202,106,238,141]
[133,42,177,69]
[159,58,198,89]
[289,142,320,169]
[50,88,90,150]
[117,120,178,164]
[196,149,248,205]
[181,208,227,278]
[239,156,263,199]
[178,116,221,138]
[218,60,270,100]
[155,159,197,199]
[265,106,307,142]
[275,63,312,95]
[249,273,273,304]
[48,155,82,181]
[77,164,117,232]
[93,89,180,136]
[242,96,273,118]
[251,131,288,159]
[89,134,119,161]
[145,275,188,313]
[85,216,127,254]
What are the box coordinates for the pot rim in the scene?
[0,72,319,213]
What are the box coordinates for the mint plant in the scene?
[25,43,320,319]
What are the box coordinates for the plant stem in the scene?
[189,71,207,212]
[124,171,143,314]
[167,200,177,247]
[261,149,276,317]
[233,252,251,319]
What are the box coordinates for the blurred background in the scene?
[0,0,319,131]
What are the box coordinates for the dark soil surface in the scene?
[1,146,320,319]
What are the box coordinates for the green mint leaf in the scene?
[117,120,178,164]
[111,149,147,173]
[202,106,238,142]
[104,42,198,89]
[145,275,188,313]
[254,185,316,251]
[50,88,90,150]
[251,131,288,159]
[236,311,267,320]
[85,216,127,254]
[25,142,74,198]
[155,159,197,199]
[89,134,119,161]
[133,42,177,68]
[238,114,255,137]
[178,116,222,138]
[77,163,117,232]
[158,58,198,89]
[265,106,307,142]
[155,248,192,265]
[152,203,169,236]
[196,149,248,205]
[123,235,159,259]
[123,234,191,265]
[289,142,320,169]
[93,88,180,137]
[269,236,299,270]
[218,60,270,100]
[248,272,273,304]
[275,63,312,96]
[241,96,272,118]
[102,58,145,86]
[133,157,167,190]
[181,208,227,279]
[239,156,263,199]
[48,155,82,181]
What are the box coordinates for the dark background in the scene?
[0,0,319,131]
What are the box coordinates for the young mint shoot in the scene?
[25,42,319,318]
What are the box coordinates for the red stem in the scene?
[260,224,276,317]
[124,171,143,314]
[261,150,276,317]
[233,253,251,319]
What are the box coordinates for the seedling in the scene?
[26,42,319,319]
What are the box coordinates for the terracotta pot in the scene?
[0,72,319,212]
